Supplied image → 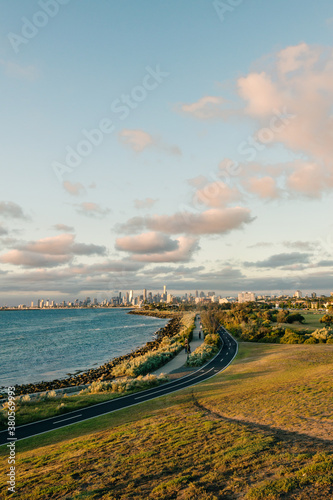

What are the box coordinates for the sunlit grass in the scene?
[1,342,332,499]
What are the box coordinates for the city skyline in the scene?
[1,1,333,305]
[3,286,333,309]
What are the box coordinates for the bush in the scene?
[286,313,305,324]
[186,344,219,367]
[280,329,305,344]
[82,374,168,395]
[310,327,333,342]
[204,333,221,347]
[304,337,317,344]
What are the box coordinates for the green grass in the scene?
[278,311,324,332]
[0,375,169,429]
[1,343,332,499]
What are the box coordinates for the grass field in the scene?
[1,342,332,499]
[279,311,324,332]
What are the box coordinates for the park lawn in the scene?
[278,311,325,332]
[0,343,332,499]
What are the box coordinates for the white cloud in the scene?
[245,176,280,200]
[0,59,39,81]
[130,236,199,263]
[236,44,333,199]
[53,224,75,233]
[118,207,254,236]
[0,234,107,268]
[119,129,153,152]
[116,232,178,254]
[63,181,85,196]
[75,202,111,218]
[0,201,29,220]
[193,181,241,207]
[134,198,158,209]
[179,96,232,120]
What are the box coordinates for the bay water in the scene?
[0,308,168,387]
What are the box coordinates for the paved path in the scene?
[153,314,204,375]
[0,325,238,446]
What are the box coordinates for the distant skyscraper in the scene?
[163,285,166,295]
[129,290,133,302]
[195,290,198,298]
[143,289,147,301]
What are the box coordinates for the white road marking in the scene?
[134,367,215,400]
[53,414,82,425]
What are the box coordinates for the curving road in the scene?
[0,325,238,446]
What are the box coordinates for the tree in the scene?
[320,314,333,327]
[286,313,305,324]
[277,310,289,323]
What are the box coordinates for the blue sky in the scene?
[1,0,333,304]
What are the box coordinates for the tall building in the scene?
[129,290,133,302]
[294,290,302,299]
[195,290,198,298]
[143,289,147,301]
[238,292,256,303]
[163,285,166,295]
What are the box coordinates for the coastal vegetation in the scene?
[110,311,195,377]
[1,342,332,498]
[187,333,221,367]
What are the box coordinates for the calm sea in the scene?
[0,308,168,387]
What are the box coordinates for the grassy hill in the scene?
[1,342,332,499]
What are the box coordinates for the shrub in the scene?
[304,337,317,344]
[204,333,220,347]
[280,330,304,344]
[46,390,57,399]
[311,327,333,342]
[82,373,168,395]
[19,394,32,405]
[186,343,219,367]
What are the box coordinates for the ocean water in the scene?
[0,308,168,387]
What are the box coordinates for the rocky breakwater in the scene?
[13,314,181,396]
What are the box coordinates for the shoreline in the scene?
[0,306,136,312]
[4,311,180,397]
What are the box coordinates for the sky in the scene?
[1,0,333,305]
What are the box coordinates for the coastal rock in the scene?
[14,313,181,396]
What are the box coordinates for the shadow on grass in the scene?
[191,394,333,451]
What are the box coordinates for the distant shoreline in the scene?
[0,306,136,312]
